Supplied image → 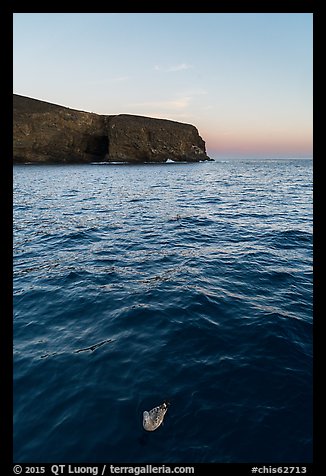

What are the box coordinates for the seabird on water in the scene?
[143,401,170,431]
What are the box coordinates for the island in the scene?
[13,94,212,164]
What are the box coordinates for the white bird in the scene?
[143,401,170,431]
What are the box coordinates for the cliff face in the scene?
[106,114,209,163]
[13,94,211,164]
[13,95,108,163]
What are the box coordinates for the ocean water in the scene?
[13,159,313,463]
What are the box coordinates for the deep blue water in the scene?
[13,159,313,463]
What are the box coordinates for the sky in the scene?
[13,13,313,159]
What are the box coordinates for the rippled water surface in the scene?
[13,159,313,463]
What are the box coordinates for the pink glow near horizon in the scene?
[203,127,313,158]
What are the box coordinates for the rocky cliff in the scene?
[13,94,211,164]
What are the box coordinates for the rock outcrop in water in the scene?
[13,94,211,164]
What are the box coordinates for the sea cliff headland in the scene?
[13,94,212,164]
